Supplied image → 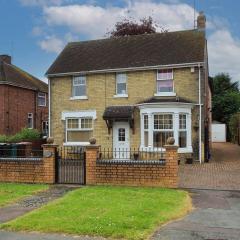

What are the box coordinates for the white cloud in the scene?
[43,1,196,38]
[38,33,79,53]
[208,29,240,82]
[38,36,64,53]
[19,0,63,7]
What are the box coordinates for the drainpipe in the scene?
[48,78,51,137]
[198,64,202,164]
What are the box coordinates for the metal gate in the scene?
[56,146,86,184]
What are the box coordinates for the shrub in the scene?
[0,135,8,143]
[0,128,41,143]
[16,128,41,141]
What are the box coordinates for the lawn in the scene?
[1,186,191,240]
[0,183,48,207]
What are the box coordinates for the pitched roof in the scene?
[47,30,205,76]
[0,61,48,92]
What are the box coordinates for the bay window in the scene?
[179,114,187,148]
[140,107,192,153]
[153,114,174,147]
[66,117,93,144]
[144,115,149,147]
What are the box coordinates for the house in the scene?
[0,55,48,136]
[46,12,211,162]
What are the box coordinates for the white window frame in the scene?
[71,75,88,100]
[114,73,128,98]
[27,113,33,129]
[140,106,192,153]
[153,113,174,148]
[179,113,187,148]
[155,69,176,97]
[38,92,47,107]
[65,117,93,145]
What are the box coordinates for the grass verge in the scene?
[1,186,192,240]
[0,183,48,207]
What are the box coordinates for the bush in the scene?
[0,135,8,143]
[0,128,41,143]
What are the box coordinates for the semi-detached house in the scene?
[46,12,211,162]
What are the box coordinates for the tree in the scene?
[109,17,167,38]
[212,73,240,124]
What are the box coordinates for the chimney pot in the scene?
[0,55,11,64]
[197,11,206,31]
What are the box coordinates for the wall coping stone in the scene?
[42,144,59,148]
[86,144,100,150]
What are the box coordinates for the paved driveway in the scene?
[152,189,240,240]
[179,143,240,190]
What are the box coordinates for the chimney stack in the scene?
[197,11,206,31]
[0,55,11,64]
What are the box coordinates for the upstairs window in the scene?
[116,73,127,95]
[66,118,93,143]
[157,69,173,93]
[38,92,46,106]
[72,75,86,97]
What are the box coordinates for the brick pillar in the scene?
[85,144,100,185]
[42,144,58,184]
[164,145,179,188]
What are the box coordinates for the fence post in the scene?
[42,143,58,184]
[164,137,179,188]
[85,139,100,185]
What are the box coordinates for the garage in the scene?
[212,122,226,142]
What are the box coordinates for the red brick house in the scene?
[0,55,48,136]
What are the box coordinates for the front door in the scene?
[113,122,130,159]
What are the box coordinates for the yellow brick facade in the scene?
[50,67,204,160]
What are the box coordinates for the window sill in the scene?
[63,142,90,146]
[113,94,128,98]
[154,92,176,97]
[70,96,88,100]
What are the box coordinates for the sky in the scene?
[0,0,240,83]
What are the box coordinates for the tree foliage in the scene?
[212,73,240,124]
[109,17,167,37]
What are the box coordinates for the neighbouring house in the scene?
[46,12,212,162]
[0,55,48,136]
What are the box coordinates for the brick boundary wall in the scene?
[0,144,57,184]
[85,145,179,188]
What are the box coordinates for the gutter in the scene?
[48,78,51,137]
[46,62,204,78]
[198,64,202,164]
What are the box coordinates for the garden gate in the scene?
[56,146,86,184]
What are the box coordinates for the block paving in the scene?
[179,142,240,190]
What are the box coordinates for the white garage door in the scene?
[212,124,226,142]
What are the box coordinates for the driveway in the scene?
[179,143,240,190]
[152,189,240,240]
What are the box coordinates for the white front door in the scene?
[113,122,130,159]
